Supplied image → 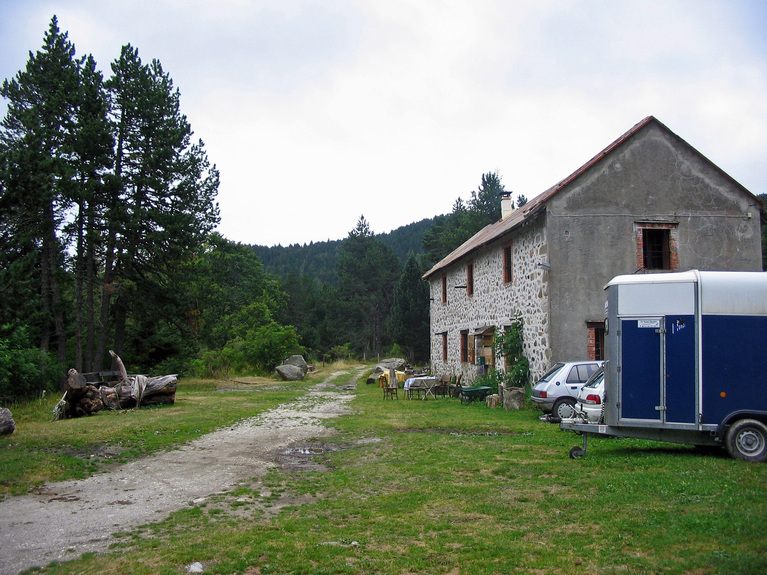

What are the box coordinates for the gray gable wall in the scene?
[546,119,762,363]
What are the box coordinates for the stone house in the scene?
[423,116,763,384]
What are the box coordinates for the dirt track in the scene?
[0,369,363,575]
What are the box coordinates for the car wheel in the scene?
[725,419,767,462]
[553,398,576,420]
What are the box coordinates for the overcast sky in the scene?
[2,1,766,247]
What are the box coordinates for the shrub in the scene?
[240,322,302,373]
[189,346,247,379]
[0,328,62,403]
[472,370,500,394]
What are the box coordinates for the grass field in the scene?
[2,364,766,574]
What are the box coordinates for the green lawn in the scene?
[3,365,766,574]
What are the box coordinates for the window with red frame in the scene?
[503,243,513,284]
[441,275,447,303]
[636,223,678,271]
[587,322,605,360]
[441,332,448,360]
[460,331,468,362]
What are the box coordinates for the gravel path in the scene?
[0,369,361,575]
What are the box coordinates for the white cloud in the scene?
[1,0,765,246]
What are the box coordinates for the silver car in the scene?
[531,361,604,419]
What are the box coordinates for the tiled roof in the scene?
[422,116,660,279]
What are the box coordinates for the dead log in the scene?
[106,374,178,409]
[108,350,129,383]
[99,386,120,410]
[54,369,105,418]
[141,375,178,405]
[56,355,178,418]
[0,408,15,435]
[67,369,88,391]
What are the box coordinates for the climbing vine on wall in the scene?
[495,316,530,388]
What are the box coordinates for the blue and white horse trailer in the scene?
[561,270,767,462]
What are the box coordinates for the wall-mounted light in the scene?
[537,262,551,271]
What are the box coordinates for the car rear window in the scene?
[539,363,565,382]
[584,371,604,389]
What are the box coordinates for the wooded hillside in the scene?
[252,218,434,286]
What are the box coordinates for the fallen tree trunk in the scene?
[106,374,178,409]
[55,352,178,419]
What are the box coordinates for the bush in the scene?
[326,344,353,362]
[0,329,62,403]
[188,322,303,378]
[189,346,247,379]
[240,322,302,373]
[473,369,515,395]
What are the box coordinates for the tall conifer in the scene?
[0,16,80,365]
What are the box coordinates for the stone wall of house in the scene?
[429,220,551,385]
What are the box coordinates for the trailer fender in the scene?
[718,410,767,440]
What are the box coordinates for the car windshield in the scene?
[583,369,604,389]
[539,363,565,382]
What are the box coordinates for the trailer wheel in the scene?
[569,446,585,459]
[553,398,576,420]
[725,419,767,462]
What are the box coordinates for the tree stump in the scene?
[53,369,105,418]
[486,394,502,408]
[501,385,526,410]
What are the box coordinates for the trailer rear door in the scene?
[664,314,696,424]
[619,315,696,424]
[620,317,663,421]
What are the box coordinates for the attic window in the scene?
[635,222,678,271]
[467,261,474,295]
[644,229,669,269]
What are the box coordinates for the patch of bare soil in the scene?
[0,368,367,575]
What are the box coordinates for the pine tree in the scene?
[69,53,114,371]
[422,171,507,265]
[337,216,401,357]
[0,16,80,365]
[388,254,430,362]
[99,45,220,364]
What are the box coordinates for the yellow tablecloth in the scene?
[379,370,406,386]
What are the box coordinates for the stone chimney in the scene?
[500,191,514,220]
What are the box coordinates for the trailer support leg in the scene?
[569,433,588,459]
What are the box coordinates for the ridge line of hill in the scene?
[250,217,435,285]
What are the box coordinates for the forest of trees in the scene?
[0,18,265,399]
[270,172,521,364]
[251,218,434,287]
[0,17,519,401]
